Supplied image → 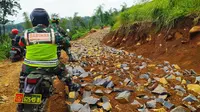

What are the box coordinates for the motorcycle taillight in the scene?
[12,48,15,50]
[27,79,38,84]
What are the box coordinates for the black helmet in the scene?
[30,8,49,27]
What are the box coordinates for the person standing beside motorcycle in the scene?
[18,8,80,96]
[49,15,76,62]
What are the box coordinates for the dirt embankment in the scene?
[103,16,200,73]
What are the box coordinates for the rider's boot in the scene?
[68,54,77,62]
[65,77,81,91]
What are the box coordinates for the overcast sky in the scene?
[9,0,139,23]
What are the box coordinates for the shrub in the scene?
[113,0,200,30]
[72,30,89,40]
[0,35,11,60]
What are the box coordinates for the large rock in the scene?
[190,69,197,75]
[104,89,112,94]
[82,96,99,104]
[95,89,104,96]
[159,77,168,85]
[189,26,200,33]
[139,74,149,80]
[70,103,84,111]
[131,100,142,106]
[146,100,157,108]
[158,94,168,100]
[183,104,197,112]
[106,81,114,88]
[83,91,91,98]
[163,101,174,109]
[175,85,186,93]
[0,95,8,103]
[138,105,149,112]
[182,94,199,102]
[101,96,110,103]
[102,102,112,111]
[187,84,200,94]
[78,104,91,112]
[195,76,200,83]
[115,91,131,103]
[156,98,165,104]
[79,72,89,78]
[152,84,168,94]
[124,78,131,85]
[73,66,86,74]
[152,108,166,112]
[170,106,186,112]
[68,92,79,99]
[94,79,106,86]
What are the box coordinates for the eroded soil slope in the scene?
[103,16,200,73]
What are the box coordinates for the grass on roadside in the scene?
[0,35,11,60]
[113,0,200,30]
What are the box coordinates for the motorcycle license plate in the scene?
[14,93,42,104]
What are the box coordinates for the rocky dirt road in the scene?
[0,28,200,112]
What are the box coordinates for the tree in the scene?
[88,16,96,30]
[23,12,32,29]
[121,3,127,12]
[59,18,68,30]
[95,5,104,29]
[103,11,111,25]
[0,0,21,37]
[72,12,87,30]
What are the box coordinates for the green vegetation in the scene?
[72,30,89,40]
[0,0,21,37]
[23,12,32,29]
[57,4,126,40]
[113,0,200,30]
[0,35,11,60]
[0,0,21,60]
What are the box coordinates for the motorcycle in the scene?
[15,68,56,112]
[10,46,25,62]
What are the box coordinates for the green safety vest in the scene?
[23,29,59,67]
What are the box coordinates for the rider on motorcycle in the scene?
[18,8,80,94]
[10,29,25,61]
[11,29,21,47]
[49,15,76,62]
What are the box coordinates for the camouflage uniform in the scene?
[10,34,21,47]
[49,23,73,60]
[49,23,67,37]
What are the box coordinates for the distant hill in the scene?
[4,22,24,34]
[3,16,99,34]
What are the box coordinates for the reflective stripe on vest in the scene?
[24,30,29,45]
[51,29,55,44]
[24,58,59,66]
